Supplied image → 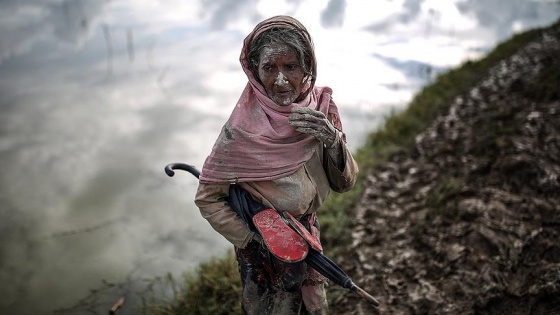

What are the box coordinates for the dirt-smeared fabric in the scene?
[199,15,344,184]
[195,15,360,313]
[236,214,328,315]
[195,140,358,249]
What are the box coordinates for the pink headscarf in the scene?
[199,16,343,184]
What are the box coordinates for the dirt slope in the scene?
[332,24,560,314]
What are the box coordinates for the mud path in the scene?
[331,24,560,315]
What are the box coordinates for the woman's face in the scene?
[257,44,305,106]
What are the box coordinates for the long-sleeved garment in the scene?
[194,15,359,315]
[194,139,358,249]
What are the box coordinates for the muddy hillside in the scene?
[331,24,560,314]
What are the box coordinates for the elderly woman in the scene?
[195,15,358,314]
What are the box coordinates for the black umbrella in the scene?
[165,163,263,230]
[164,162,380,307]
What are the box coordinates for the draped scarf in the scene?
[199,15,343,184]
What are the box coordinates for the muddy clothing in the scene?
[195,139,357,314]
[237,223,328,315]
[194,15,358,315]
[195,140,358,249]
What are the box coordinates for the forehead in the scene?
[259,44,297,63]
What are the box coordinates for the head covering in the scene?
[199,15,343,184]
[240,15,317,102]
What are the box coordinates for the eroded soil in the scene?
[331,24,560,315]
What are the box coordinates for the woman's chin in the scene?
[271,94,297,106]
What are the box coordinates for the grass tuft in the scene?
[142,251,241,315]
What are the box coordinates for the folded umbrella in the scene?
[165,162,379,307]
[166,163,309,262]
[305,248,379,306]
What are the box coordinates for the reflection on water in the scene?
[0,1,557,314]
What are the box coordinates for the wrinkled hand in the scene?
[289,107,337,147]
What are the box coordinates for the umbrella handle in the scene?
[352,284,380,307]
[164,163,200,179]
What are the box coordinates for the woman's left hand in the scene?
[289,107,337,147]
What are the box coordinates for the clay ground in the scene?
[330,24,560,315]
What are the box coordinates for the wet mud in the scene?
[330,24,560,314]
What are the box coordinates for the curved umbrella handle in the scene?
[164,163,200,179]
[352,284,380,307]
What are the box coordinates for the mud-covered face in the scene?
[257,44,305,106]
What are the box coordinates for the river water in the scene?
[0,1,557,314]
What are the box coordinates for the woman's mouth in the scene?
[270,90,296,106]
[275,90,293,96]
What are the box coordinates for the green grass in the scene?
[143,19,559,315]
[141,251,242,315]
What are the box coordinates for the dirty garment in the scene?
[195,140,357,313]
[195,140,358,248]
[236,215,328,315]
[194,15,359,314]
[198,15,342,184]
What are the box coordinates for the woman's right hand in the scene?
[289,107,338,147]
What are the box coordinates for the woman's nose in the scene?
[274,72,289,86]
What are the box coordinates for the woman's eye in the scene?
[287,64,299,70]
[262,65,273,72]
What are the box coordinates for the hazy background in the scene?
[0,0,558,314]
